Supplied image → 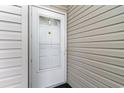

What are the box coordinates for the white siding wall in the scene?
[67,5,124,88]
[41,5,67,13]
[0,5,28,88]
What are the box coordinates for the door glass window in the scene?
[39,16,61,70]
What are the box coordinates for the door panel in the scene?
[31,6,66,88]
[39,55,60,70]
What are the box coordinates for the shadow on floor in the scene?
[55,83,71,88]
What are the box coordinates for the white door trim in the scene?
[29,6,67,88]
[21,5,28,88]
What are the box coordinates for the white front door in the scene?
[30,6,66,88]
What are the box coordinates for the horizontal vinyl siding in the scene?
[43,5,67,12]
[67,5,124,88]
[33,5,67,13]
[0,6,28,88]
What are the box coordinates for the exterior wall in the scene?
[67,5,124,88]
[0,5,28,88]
[32,5,67,13]
[41,5,67,13]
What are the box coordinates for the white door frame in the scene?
[21,6,29,87]
[29,6,67,88]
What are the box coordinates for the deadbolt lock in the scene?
[48,32,51,35]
